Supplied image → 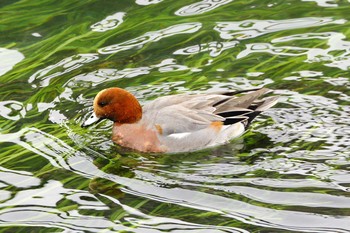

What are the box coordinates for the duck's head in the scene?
[82,87,142,127]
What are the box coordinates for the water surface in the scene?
[0,0,350,232]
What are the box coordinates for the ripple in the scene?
[98,22,202,54]
[63,159,350,232]
[90,12,125,32]
[0,181,65,208]
[210,185,350,208]
[0,127,72,170]
[231,76,274,86]
[0,100,26,121]
[325,77,350,88]
[123,174,350,232]
[0,180,132,232]
[65,68,147,90]
[0,166,40,188]
[174,41,238,57]
[0,190,10,202]
[294,70,323,78]
[234,31,350,71]
[3,122,348,232]
[175,0,233,16]
[214,17,345,40]
[0,48,24,77]
[237,43,309,59]
[186,163,251,176]
[2,2,350,232]
[258,90,350,165]
[271,32,336,43]
[302,0,338,7]
[135,0,164,5]
[150,169,346,190]
[65,58,198,91]
[28,54,99,87]
[273,32,350,71]
[283,70,324,81]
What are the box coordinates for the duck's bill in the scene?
[82,112,101,127]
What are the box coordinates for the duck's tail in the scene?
[214,88,279,128]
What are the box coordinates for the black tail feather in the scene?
[223,116,248,125]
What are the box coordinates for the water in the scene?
[1,0,350,232]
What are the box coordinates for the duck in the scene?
[82,87,278,153]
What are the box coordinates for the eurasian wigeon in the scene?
[82,87,278,153]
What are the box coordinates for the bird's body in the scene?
[82,87,278,153]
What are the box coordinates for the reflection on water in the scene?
[0,48,24,76]
[175,0,233,16]
[90,12,126,32]
[274,32,350,70]
[98,22,202,54]
[215,17,345,40]
[0,101,26,121]
[237,43,310,58]
[1,0,350,232]
[174,41,238,57]
[302,0,338,7]
[135,0,164,6]
[28,54,99,87]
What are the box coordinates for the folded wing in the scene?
[142,88,278,135]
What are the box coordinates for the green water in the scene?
[1,0,350,232]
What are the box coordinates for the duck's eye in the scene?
[98,101,108,107]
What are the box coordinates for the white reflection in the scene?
[174,41,238,57]
[48,109,67,124]
[213,185,350,208]
[324,77,349,88]
[206,77,274,92]
[127,80,187,99]
[246,72,263,77]
[31,32,42,37]
[294,70,323,78]
[0,180,132,232]
[66,191,109,210]
[65,59,196,89]
[98,23,202,54]
[271,32,335,43]
[0,100,26,121]
[0,190,10,202]
[0,181,64,208]
[152,58,193,72]
[302,0,338,7]
[66,67,151,88]
[175,0,233,16]
[259,89,350,162]
[37,102,55,112]
[273,32,350,71]
[28,54,99,87]
[152,170,344,190]
[0,48,25,77]
[91,12,125,32]
[237,43,309,59]
[135,0,163,5]
[0,166,40,188]
[136,169,350,209]
[214,17,345,40]
[0,127,72,169]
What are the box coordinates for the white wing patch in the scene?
[167,132,192,139]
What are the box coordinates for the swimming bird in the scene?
[82,87,278,153]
